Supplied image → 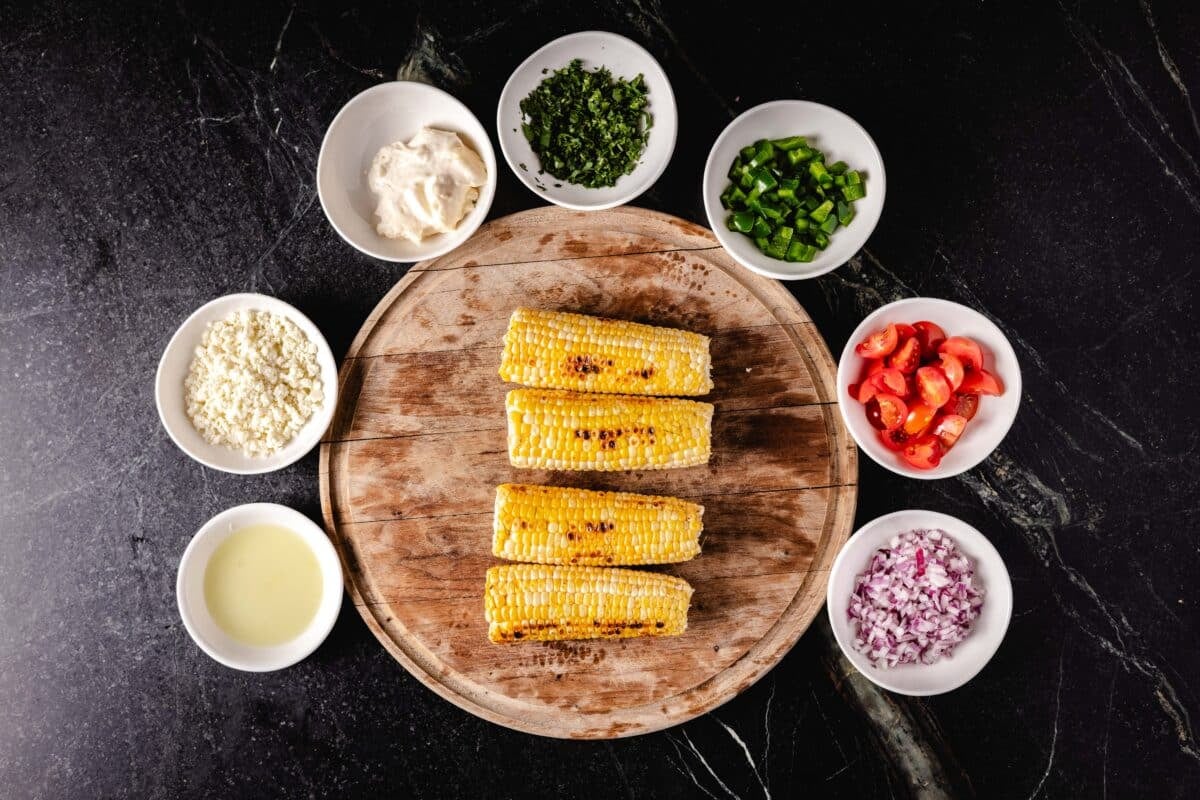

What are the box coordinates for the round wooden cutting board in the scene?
[319,206,857,739]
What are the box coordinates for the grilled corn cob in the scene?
[506,389,713,471]
[499,308,713,396]
[493,483,703,566]
[484,564,693,643]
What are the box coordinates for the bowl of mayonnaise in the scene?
[317,81,497,263]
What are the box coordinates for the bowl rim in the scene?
[176,502,344,672]
[835,296,1022,479]
[495,30,678,211]
[825,508,1013,696]
[316,79,498,263]
[702,99,886,280]
[154,292,338,475]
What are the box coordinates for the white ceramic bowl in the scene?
[177,503,343,672]
[155,293,338,474]
[836,297,1021,479]
[827,509,1013,696]
[317,81,497,262]
[703,100,885,280]
[496,31,677,210]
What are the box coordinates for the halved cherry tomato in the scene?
[856,324,899,359]
[916,365,952,408]
[948,393,980,420]
[932,413,968,448]
[863,358,885,379]
[853,359,886,402]
[870,367,908,396]
[851,321,1000,470]
[879,427,912,451]
[938,353,965,391]
[903,400,939,436]
[959,368,1004,395]
[902,434,944,470]
[939,336,984,372]
[866,393,908,431]
[913,321,946,353]
[888,337,922,374]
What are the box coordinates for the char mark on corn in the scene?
[499,308,713,396]
[484,564,693,643]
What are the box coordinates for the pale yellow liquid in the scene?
[203,523,323,647]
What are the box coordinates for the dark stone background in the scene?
[2,1,1197,797]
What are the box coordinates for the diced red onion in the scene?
[847,528,984,668]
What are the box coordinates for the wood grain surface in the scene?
[319,206,857,739]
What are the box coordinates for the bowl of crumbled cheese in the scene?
[317,81,497,263]
[155,294,338,474]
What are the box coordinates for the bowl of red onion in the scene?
[826,509,1013,695]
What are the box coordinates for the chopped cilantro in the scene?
[518,58,652,189]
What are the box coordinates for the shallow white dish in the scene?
[317,81,497,262]
[703,100,885,280]
[827,509,1012,696]
[177,503,343,672]
[155,293,338,475]
[496,31,677,210]
[836,296,1021,479]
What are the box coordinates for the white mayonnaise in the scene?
[367,127,487,243]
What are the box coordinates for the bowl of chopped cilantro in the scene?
[497,31,677,210]
[703,101,886,280]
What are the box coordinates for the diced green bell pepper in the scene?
[750,166,778,193]
[837,201,855,226]
[771,136,809,151]
[765,225,793,259]
[786,146,814,167]
[776,177,800,204]
[809,199,834,223]
[758,203,785,223]
[785,241,817,262]
[747,141,775,169]
[728,211,756,233]
[720,136,864,259]
[808,160,830,185]
[720,183,746,210]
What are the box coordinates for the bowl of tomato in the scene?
[836,297,1022,479]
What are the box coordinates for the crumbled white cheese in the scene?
[184,310,323,457]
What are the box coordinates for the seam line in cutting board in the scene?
[333,480,859,527]
[410,244,724,273]
[321,400,842,446]
[356,568,836,606]
[339,320,819,362]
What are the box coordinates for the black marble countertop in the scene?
[3,1,1198,797]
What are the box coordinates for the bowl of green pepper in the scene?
[703,100,885,280]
